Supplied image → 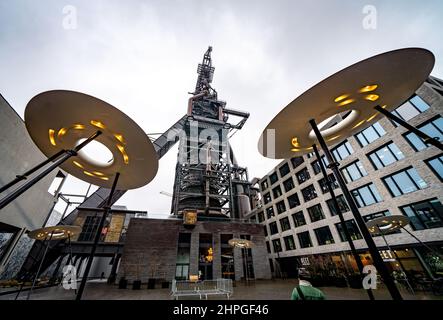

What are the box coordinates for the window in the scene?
[266,206,275,219]
[260,179,269,191]
[318,174,339,194]
[269,222,279,235]
[266,241,271,253]
[306,152,314,159]
[292,211,306,227]
[341,161,368,183]
[311,160,321,175]
[78,216,101,242]
[280,217,291,231]
[272,239,282,253]
[335,220,362,242]
[383,167,427,197]
[301,184,318,202]
[279,163,290,177]
[269,172,279,185]
[283,177,295,192]
[257,211,265,223]
[391,95,430,123]
[263,226,268,237]
[355,122,386,147]
[307,204,325,222]
[314,226,335,245]
[368,142,405,169]
[291,156,304,169]
[263,192,272,204]
[331,140,354,161]
[326,195,350,216]
[351,183,382,207]
[363,210,391,223]
[297,231,313,248]
[404,117,443,151]
[426,155,443,181]
[287,193,301,209]
[273,185,282,199]
[296,167,310,184]
[400,199,443,230]
[283,235,296,251]
[276,200,286,214]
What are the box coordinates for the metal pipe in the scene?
[27,231,54,300]
[309,118,403,300]
[76,172,120,300]
[312,143,374,300]
[374,105,443,151]
[0,131,101,211]
[0,149,66,194]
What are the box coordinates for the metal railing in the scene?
[171,278,233,300]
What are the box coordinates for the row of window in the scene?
[262,95,435,193]
[261,163,433,223]
[266,198,443,253]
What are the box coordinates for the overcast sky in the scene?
[1,0,442,217]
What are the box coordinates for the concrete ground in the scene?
[1,279,442,300]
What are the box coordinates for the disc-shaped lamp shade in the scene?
[25,90,159,189]
[28,225,82,241]
[366,215,410,235]
[229,238,253,249]
[258,48,435,158]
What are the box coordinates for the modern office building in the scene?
[245,76,443,284]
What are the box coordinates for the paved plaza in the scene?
[1,279,442,300]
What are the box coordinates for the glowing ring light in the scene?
[28,225,82,241]
[25,90,158,189]
[366,215,410,235]
[258,48,435,158]
[228,238,253,249]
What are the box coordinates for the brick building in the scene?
[245,76,443,283]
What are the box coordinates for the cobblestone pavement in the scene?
[1,279,442,300]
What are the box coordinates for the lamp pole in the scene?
[76,172,120,300]
[0,131,102,211]
[312,143,374,300]
[374,105,443,151]
[309,119,403,300]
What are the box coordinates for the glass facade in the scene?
[283,177,295,192]
[302,184,317,202]
[405,117,443,151]
[283,235,296,251]
[307,204,325,222]
[383,167,427,197]
[355,122,386,147]
[269,221,279,235]
[279,163,290,177]
[341,160,367,183]
[269,172,278,185]
[426,155,443,181]
[318,174,339,193]
[391,95,430,123]
[279,217,291,231]
[273,185,282,199]
[400,199,443,230]
[335,220,362,242]
[287,192,301,209]
[296,167,310,184]
[314,226,335,245]
[351,183,382,207]
[326,194,350,216]
[292,211,306,227]
[298,231,313,248]
[331,140,353,161]
[276,200,286,214]
[368,142,405,169]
